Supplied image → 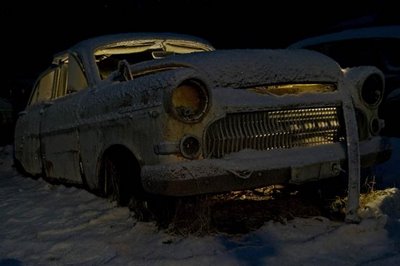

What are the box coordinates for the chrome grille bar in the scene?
[205,107,345,158]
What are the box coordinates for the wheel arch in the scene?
[96,144,142,197]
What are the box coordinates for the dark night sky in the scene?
[2,0,398,101]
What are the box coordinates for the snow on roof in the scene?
[289,25,400,48]
[69,32,215,53]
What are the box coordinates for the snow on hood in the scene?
[128,49,343,89]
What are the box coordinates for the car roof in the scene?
[51,32,215,64]
[289,25,400,48]
[70,32,214,52]
[52,32,215,63]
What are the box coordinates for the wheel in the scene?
[101,150,177,222]
[102,152,157,221]
[103,156,133,206]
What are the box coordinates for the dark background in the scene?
[1,0,399,104]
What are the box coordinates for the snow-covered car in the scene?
[289,25,400,136]
[14,33,391,218]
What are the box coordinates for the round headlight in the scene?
[171,79,209,122]
[360,74,384,107]
[370,117,381,136]
[180,135,201,159]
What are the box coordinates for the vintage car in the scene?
[14,33,391,220]
[289,25,400,137]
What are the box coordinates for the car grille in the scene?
[204,107,345,158]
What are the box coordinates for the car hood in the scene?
[126,49,343,89]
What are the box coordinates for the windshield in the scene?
[95,39,214,79]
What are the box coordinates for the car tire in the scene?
[104,155,134,206]
[102,152,160,221]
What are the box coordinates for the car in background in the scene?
[289,25,400,137]
[14,33,391,220]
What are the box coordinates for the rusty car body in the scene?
[14,33,391,219]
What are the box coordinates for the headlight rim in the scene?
[359,73,384,108]
[168,78,210,123]
[369,116,381,136]
[180,135,201,159]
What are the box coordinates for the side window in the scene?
[28,53,89,106]
[29,69,55,105]
[67,54,88,93]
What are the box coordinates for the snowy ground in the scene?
[1,143,400,266]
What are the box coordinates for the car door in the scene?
[39,54,88,184]
[14,68,55,175]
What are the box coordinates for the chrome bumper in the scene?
[141,136,391,196]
